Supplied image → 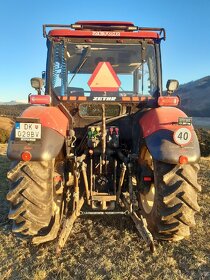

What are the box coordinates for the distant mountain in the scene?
[0,100,28,105]
[174,76,210,117]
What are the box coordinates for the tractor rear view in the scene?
[6,21,201,252]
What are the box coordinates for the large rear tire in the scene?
[138,147,201,241]
[7,160,63,240]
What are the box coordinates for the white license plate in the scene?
[15,122,41,141]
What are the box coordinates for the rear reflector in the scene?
[143,176,153,182]
[179,156,188,164]
[53,176,62,183]
[29,95,51,105]
[158,96,180,107]
[21,151,32,161]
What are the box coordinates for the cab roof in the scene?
[75,21,135,27]
[43,21,166,40]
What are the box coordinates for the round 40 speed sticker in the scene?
[173,128,192,146]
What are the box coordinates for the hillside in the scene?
[0,117,14,143]
[175,76,210,117]
[0,116,14,131]
[0,104,29,118]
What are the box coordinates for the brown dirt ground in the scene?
[0,144,209,280]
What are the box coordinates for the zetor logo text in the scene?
[92,31,120,37]
[93,97,117,101]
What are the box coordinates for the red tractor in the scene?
[7,21,201,252]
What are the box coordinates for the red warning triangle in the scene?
[88,62,121,92]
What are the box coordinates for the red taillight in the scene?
[179,156,188,164]
[53,176,62,183]
[158,96,180,107]
[143,176,153,182]
[29,95,51,105]
[21,151,32,161]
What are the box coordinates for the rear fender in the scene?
[139,107,200,164]
[18,105,70,136]
[7,106,70,161]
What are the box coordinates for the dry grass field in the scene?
[0,117,14,132]
[0,143,209,280]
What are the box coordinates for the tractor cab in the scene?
[42,21,165,104]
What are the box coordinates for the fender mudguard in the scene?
[7,106,70,161]
[139,107,200,164]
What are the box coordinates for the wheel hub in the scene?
[140,184,155,214]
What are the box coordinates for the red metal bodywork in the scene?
[21,106,69,137]
[49,29,159,39]
[139,107,193,138]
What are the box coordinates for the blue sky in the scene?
[0,0,209,101]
